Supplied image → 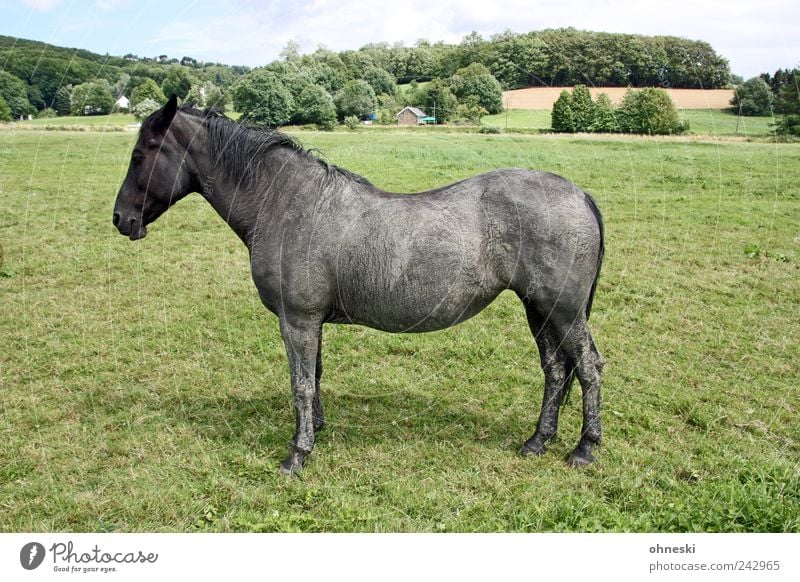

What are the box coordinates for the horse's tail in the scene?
[583,192,605,320]
[561,191,605,407]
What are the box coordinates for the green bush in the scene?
[730,77,774,116]
[591,93,617,132]
[551,90,575,132]
[571,85,595,132]
[344,115,360,130]
[132,98,161,121]
[775,114,800,138]
[479,125,502,134]
[35,107,57,119]
[617,88,687,135]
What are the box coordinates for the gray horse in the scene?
[113,96,605,475]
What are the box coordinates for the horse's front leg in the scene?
[278,313,322,476]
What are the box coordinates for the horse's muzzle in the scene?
[113,212,147,240]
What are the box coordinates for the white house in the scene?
[115,96,130,111]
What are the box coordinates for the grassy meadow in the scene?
[1,124,798,532]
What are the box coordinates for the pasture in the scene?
[1,127,798,532]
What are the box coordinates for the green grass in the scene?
[19,113,138,128]
[1,128,798,532]
[679,109,776,137]
[481,109,551,130]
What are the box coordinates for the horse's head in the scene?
[113,95,197,240]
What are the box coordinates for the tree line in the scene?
[0,28,733,126]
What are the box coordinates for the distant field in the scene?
[503,87,735,110]
[481,109,777,137]
[19,113,138,128]
[1,127,798,532]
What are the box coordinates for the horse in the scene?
[112,95,605,475]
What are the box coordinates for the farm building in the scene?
[396,106,427,126]
[115,96,130,111]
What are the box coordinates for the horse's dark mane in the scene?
[176,105,371,188]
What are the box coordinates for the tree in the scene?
[334,79,376,119]
[455,96,487,123]
[185,81,228,110]
[775,114,800,137]
[551,90,575,132]
[232,69,294,127]
[591,93,617,133]
[450,63,503,114]
[570,85,595,132]
[114,73,131,99]
[730,77,774,116]
[131,79,166,107]
[132,98,161,120]
[774,69,799,114]
[422,78,458,122]
[53,85,72,116]
[161,65,194,100]
[26,84,45,111]
[0,71,31,118]
[203,84,227,110]
[280,40,302,62]
[70,82,114,115]
[293,84,336,128]
[0,95,12,122]
[362,67,396,97]
[617,88,687,135]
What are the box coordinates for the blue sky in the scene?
[0,0,797,78]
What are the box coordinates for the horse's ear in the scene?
[159,94,178,129]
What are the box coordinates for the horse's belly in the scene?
[332,263,503,332]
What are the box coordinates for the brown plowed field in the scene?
[502,87,735,110]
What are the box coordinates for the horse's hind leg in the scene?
[551,316,605,467]
[519,303,570,457]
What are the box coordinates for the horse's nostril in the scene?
[112,212,121,226]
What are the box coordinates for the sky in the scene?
[0,0,797,79]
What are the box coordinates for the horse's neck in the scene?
[191,140,289,248]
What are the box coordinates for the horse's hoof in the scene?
[279,458,304,476]
[519,443,546,457]
[567,450,596,468]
